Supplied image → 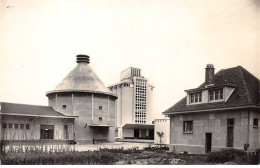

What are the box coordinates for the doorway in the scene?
[227,119,234,147]
[64,125,69,139]
[205,133,212,153]
[134,129,139,138]
[40,125,54,139]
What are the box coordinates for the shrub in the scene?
[1,151,118,165]
[207,148,259,164]
[143,145,169,153]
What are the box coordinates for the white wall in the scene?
[154,119,170,144]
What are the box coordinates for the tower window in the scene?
[26,124,30,129]
[253,118,258,128]
[20,124,24,129]
[8,123,13,129]
[62,105,66,109]
[14,124,19,129]
[99,117,102,121]
[2,123,7,129]
[99,106,102,110]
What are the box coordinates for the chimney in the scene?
[76,54,90,64]
[205,64,214,85]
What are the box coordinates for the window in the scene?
[227,119,234,126]
[209,89,223,101]
[62,105,66,109]
[14,124,19,129]
[253,118,258,128]
[99,106,102,110]
[2,123,7,129]
[99,117,102,121]
[190,92,202,103]
[20,124,24,129]
[26,124,30,129]
[8,123,13,129]
[183,121,193,133]
[115,128,118,137]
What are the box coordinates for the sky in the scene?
[0,0,259,120]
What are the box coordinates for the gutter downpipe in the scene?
[247,109,250,153]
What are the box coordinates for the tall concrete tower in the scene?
[108,67,154,140]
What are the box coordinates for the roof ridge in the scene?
[239,66,260,82]
[238,66,252,104]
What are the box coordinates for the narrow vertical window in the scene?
[253,118,258,128]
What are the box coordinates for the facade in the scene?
[46,55,117,144]
[0,55,117,145]
[163,64,260,154]
[0,102,76,142]
[108,67,155,139]
[154,119,170,144]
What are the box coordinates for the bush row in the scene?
[1,151,118,165]
[207,148,259,165]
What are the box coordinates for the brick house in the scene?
[163,64,260,154]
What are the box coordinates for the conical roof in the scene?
[46,55,116,97]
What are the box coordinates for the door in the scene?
[227,127,234,147]
[227,119,234,147]
[205,133,212,153]
[149,130,154,139]
[40,125,54,139]
[134,129,139,138]
[64,125,69,139]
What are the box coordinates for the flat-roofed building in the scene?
[108,67,155,140]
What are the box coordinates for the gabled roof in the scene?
[164,66,260,114]
[0,102,77,118]
[47,62,116,98]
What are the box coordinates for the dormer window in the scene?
[190,92,202,104]
[209,88,223,101]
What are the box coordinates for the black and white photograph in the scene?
[0,0,259,165]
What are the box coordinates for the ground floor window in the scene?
[183,121,193,133]
[64,125,69,139]
[115,128,118,137]
[40,125,54,139]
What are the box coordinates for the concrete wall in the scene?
[123,128,134,138]
[147,86,154,124]
[110,85,134,139]
[154,119,170,144]
[121,86,134,125]
[48,92,116,144]
[1,115,74,140]
[169,110,260,154]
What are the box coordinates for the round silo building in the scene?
[46,55,117,144]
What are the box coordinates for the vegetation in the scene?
[1,144,259,165]
[1,151,117,165]
[156,132,165,144]
[207,148,259,165]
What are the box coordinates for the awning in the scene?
[122,123,154,130]
[89,125,114,127]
